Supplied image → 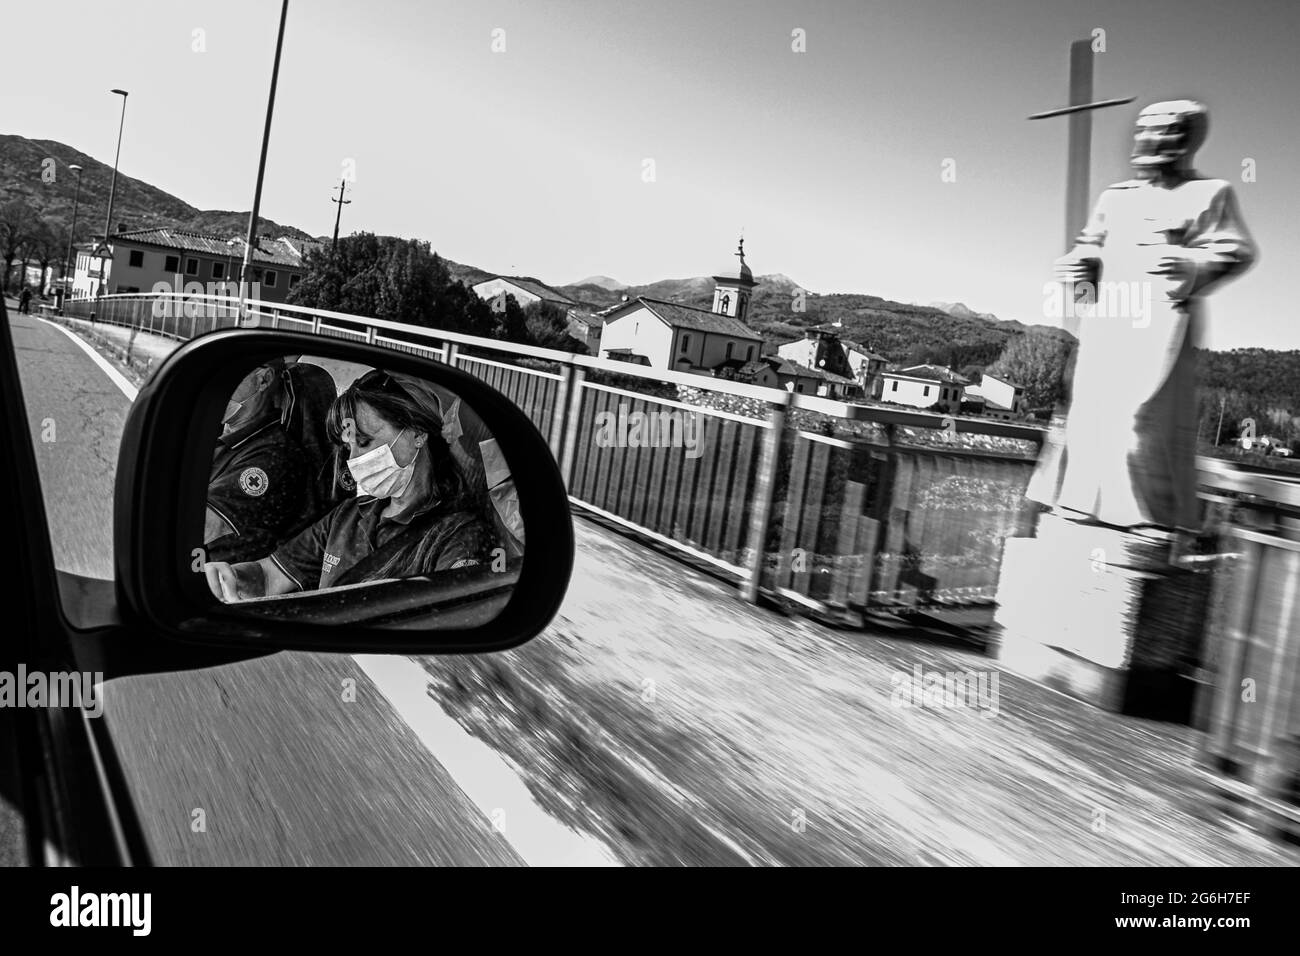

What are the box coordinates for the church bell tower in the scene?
[711,237,757,321]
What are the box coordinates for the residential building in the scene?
[965,372,1026,420]
[775,327,885,400]
[776,325,856,379]
[766,357,821,395]
[565,309,603,353]
[471,275,578,312]
[754,356,859,398]
[597,239,764,373]
[72,241,112,299]
[880,364,969,413]
[713,358,780,389]
[71,228,320,303]
[841,340,890,398]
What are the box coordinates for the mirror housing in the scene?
[113,330,573,654]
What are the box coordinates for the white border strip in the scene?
[353,655,621,867]
[795,430,856,449]
[39,317,139,401]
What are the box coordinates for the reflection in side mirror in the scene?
[201,355,525,629]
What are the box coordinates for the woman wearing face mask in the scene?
[204,368,498,602]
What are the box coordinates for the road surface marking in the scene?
[355,654,621,867]
[38,317,139,401]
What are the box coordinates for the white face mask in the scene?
[347,428,418,499]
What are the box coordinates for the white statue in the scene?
[1027,100,1257,531]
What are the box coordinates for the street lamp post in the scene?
[239,0,290,322]
[60,164,83,312]
[99,89,128,300]
[103,89,128,246]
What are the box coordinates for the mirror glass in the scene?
[200,355,524,628]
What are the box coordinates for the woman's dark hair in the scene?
[325,369,472,508]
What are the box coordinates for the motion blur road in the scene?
[10,309,528,865]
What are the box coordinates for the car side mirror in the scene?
[113,330,573,653]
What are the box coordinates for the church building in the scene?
[596,239,765,373]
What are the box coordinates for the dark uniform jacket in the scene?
[269,493,497,592]
[207,412,309,563]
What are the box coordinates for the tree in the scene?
[984,328,1072,411]
[522,300,585,352]
[484,290,528,342]
[287,232,597,352]
[23,220,61,293]
[0,199,37,292]
[289,233,499,340]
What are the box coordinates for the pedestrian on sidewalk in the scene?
[18,287,32,314]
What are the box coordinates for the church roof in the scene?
[611,296,763,339]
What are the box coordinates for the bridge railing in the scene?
[61,292,1046,620]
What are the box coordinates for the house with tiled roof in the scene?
[776,325,886,399]
[776,325,853,378]
[75,227,317,303]
[471,275,578,312]
[713,357,780,389]
[965,372,1026,420]
[880,364,970,413]
[71,241,112,299]
[565,309,604,353]
[775,360,862,399]
[596,239,764,373]
[840,339,890,398]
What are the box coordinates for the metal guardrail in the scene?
[62,292,1051,619]
[1193,472,1300,838]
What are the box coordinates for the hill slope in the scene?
[0,133,312,245]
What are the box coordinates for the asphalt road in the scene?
[9,308,524,865]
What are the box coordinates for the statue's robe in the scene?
[1026,176,1256,531]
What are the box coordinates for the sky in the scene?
[4,0,1298,349]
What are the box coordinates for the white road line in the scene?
[37,317,139,401]
[45,318,617,867]
[354,654,622,868]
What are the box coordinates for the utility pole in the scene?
[60,164,83,311]
[330,178,351,255]
[239,0,290,320]
[97,89,128,300]
[1214,393,1227,446]
[103,90,128,246]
